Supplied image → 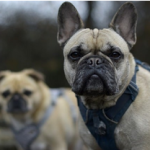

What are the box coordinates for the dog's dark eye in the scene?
[2,90,11,98]
[23,90,32,96]
[70,52,82,60]
[109,52,121,59]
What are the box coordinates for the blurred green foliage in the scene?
[0,18,67,87]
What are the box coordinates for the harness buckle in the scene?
[93,116,106,135]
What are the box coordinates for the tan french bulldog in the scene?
[57,2,150,150]
[0,69,83,150]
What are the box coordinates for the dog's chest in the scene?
[114,107,147,150]
[115,124,133,149]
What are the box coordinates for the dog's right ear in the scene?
[23,69,44,82]
[109,2,137,49]
[57,2,84,47]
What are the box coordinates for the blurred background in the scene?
[0,1,149,88]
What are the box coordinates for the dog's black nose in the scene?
[13,93,20,101]
[7,93,27,113]
[87,58,102,68]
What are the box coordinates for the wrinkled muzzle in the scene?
[7,93,28,113]
[72,56,119,96]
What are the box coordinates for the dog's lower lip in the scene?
[90,74,99,79]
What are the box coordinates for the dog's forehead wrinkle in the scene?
[65,28,129,60]
[99,29,129,52]
[92,28,99,39]
[91,28,100,53]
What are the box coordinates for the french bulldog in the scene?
[0,69,83,150]
[57,2,150,150]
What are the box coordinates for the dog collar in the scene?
[77,60,140,150]
[11,89,63,150]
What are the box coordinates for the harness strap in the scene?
[62,90,77,123]
[38,89,61,128]
[135,59,150,71]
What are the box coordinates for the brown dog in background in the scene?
[0,69,85,150]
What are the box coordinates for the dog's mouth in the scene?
[83,73,104,95]
[7,103,29,114]
[90,74,99,79]
[72,68,118,96]
[7,94,29,114]
[73,72,104,95]
[7,107,29,114]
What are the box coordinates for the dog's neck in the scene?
[80,95,117,109]
[10,115,32,130]
[80,56,136,109]
[80,91,125,109]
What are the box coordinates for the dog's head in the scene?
[57,2,137,106]
[0,69,45,116]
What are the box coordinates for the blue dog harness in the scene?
[11,89,77,150]
[77,59,150,150]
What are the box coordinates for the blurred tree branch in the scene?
[85,1,95,28]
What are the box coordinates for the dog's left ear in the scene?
[23,69,44,82]
[57,2,84,47]
[109,2,137,49]
[0,71,11,82]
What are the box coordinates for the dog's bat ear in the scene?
[23,69,44,82]
[0,71,11,82]
[57,2,84,48]
[109,2,137,49]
